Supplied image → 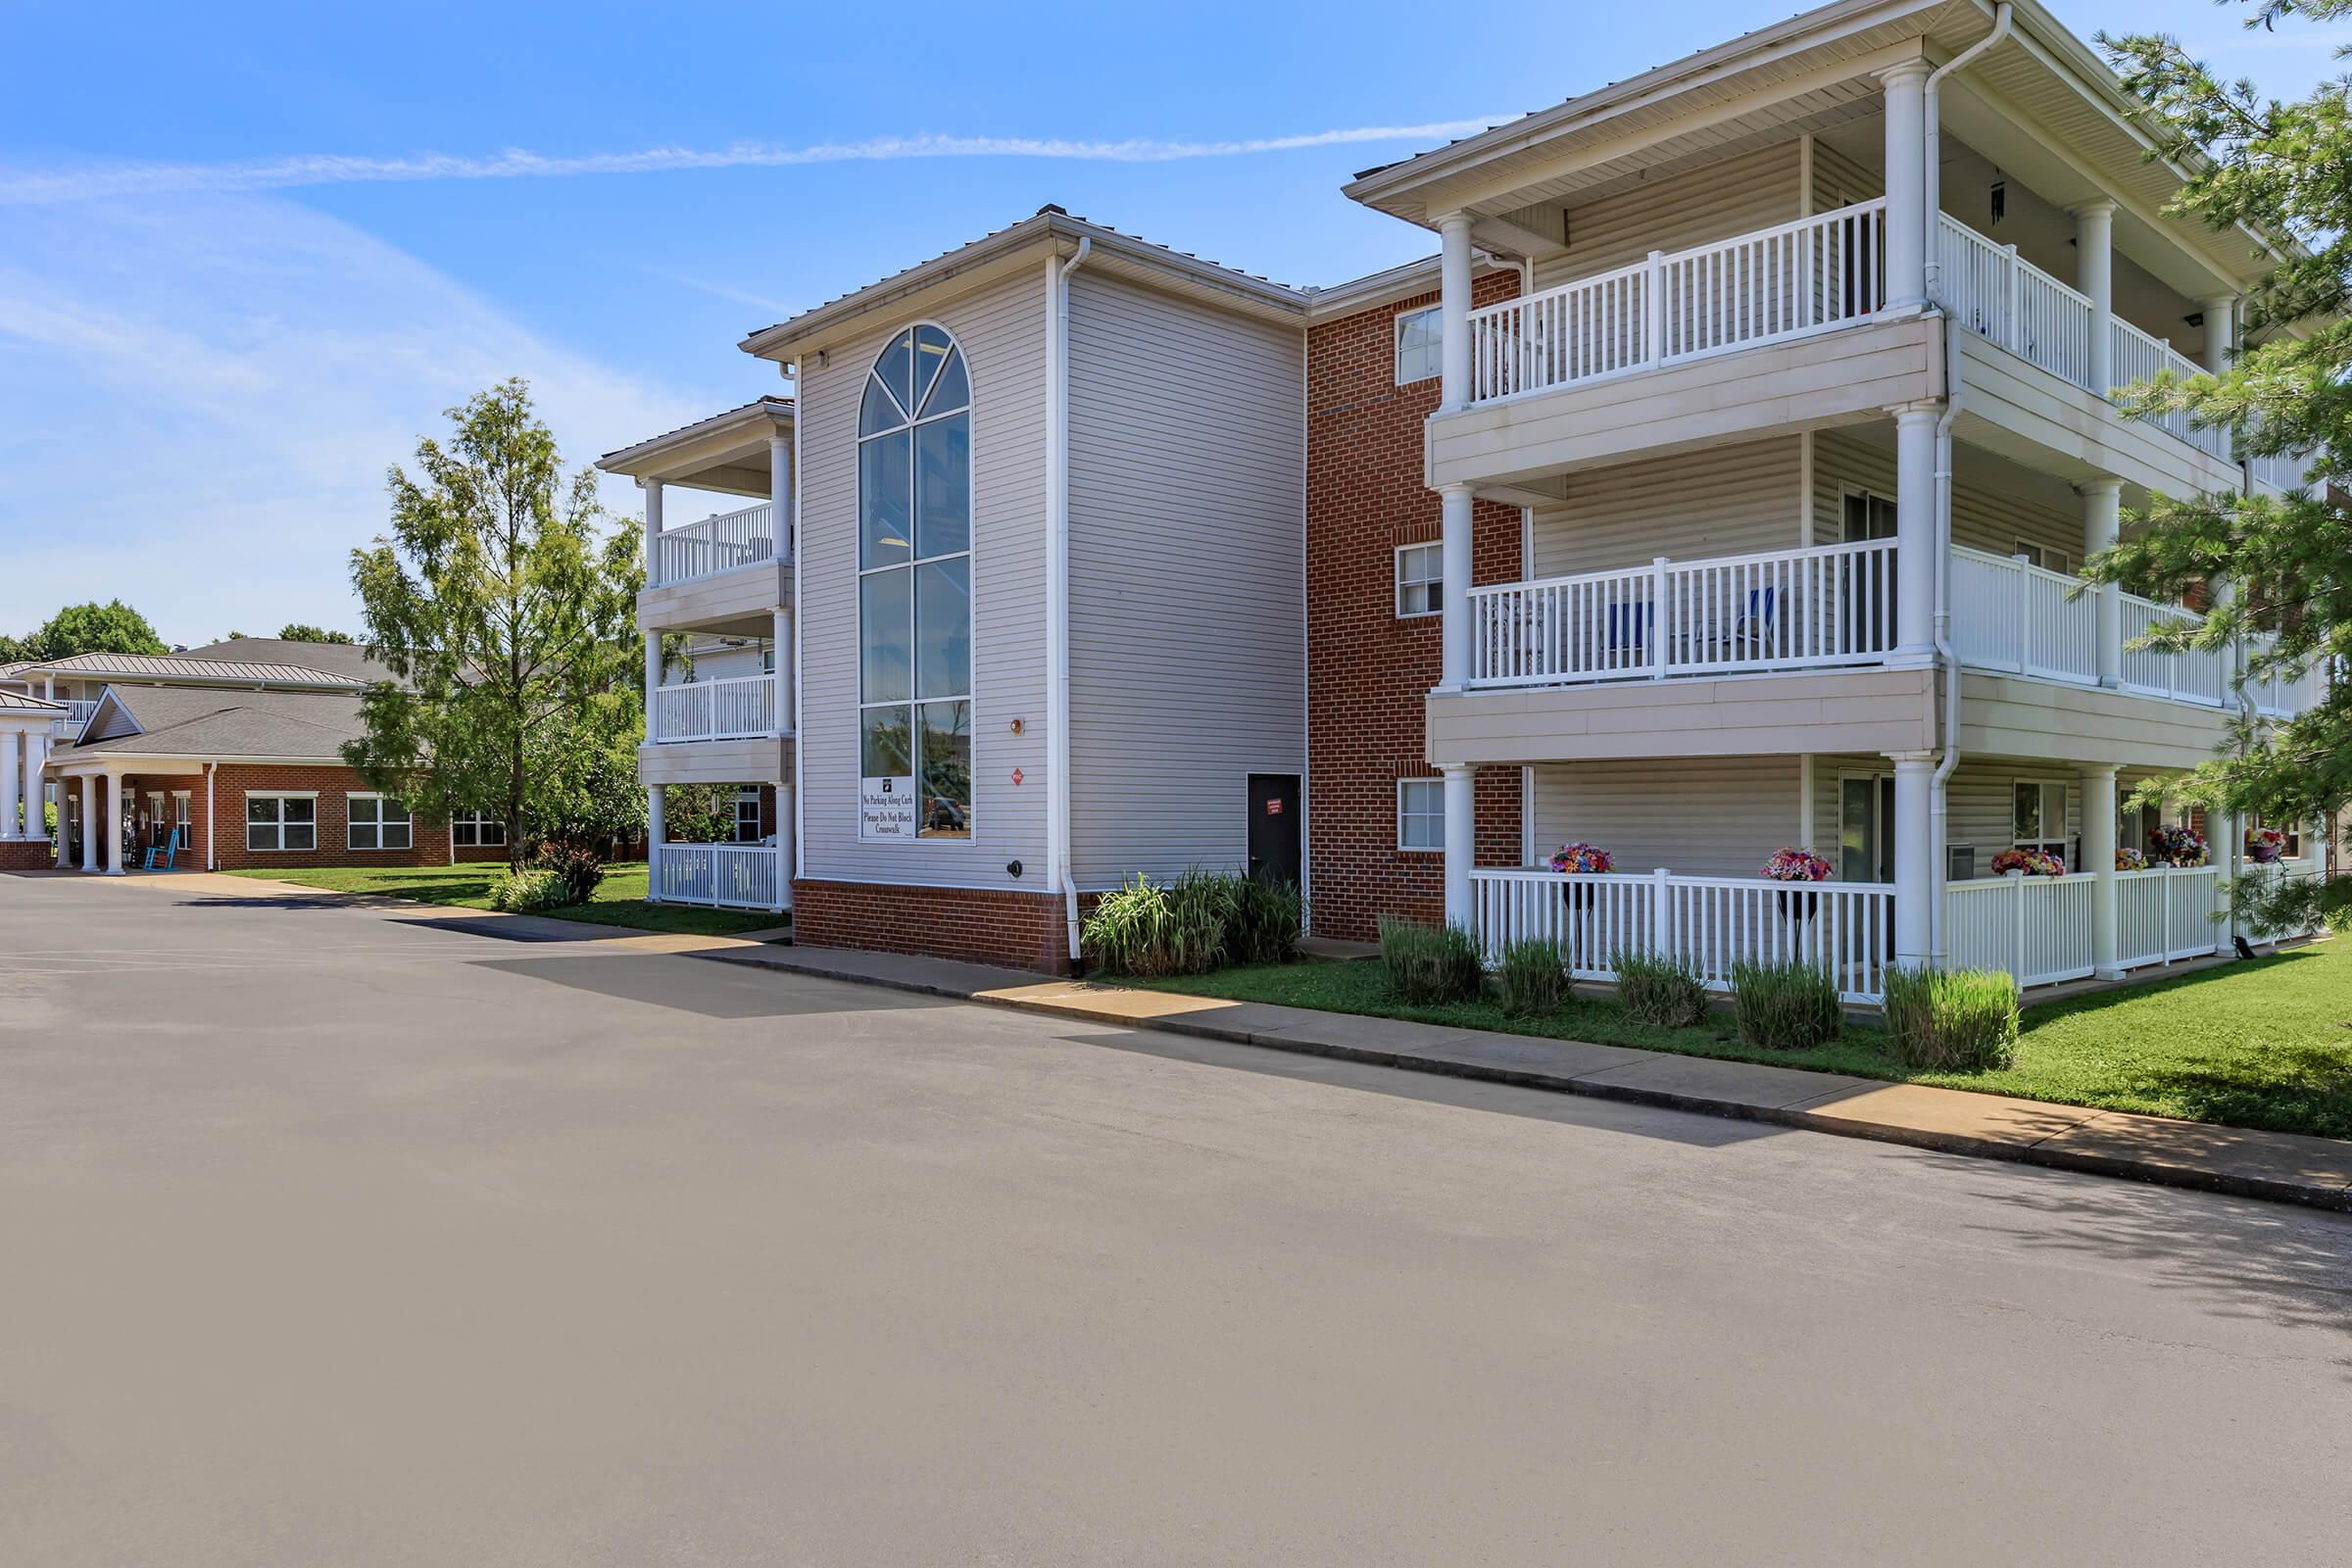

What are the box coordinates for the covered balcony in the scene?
[649,670,782,745]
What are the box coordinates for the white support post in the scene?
[1438,484,1474,692]
[1644,250,1668,363]
[646,784,665,904]
[1649,557,1671,679]
[1889,751,1936,968]
[2080,478,2124,687]
[2198,295,2235,375]
[103,771,123,875]
[642,478,665,588]
[1650,867,1672,957]
[1891,401,1941,662]
[771,607,790,736]
[79,774,97,872]
[2082,765,2122,979]
[2073,201,2116,391]
[1880,61,1932,312]
[1438,213,1474,411]
[769,435,794,559]
[644,628,664,743]
[1442,765,1474,933]
[0,729,19,839]
[2014,552,2035,674]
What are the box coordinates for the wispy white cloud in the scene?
[0,194,708,643]
[0,122,1510,206]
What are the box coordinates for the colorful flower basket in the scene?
[2149,825,2208,867]
[2245,826,2287,864]
[1548,842,1613,875]
[1991,847,2068,877]
[1759,847,1833,883]
[2115,846,2148,872]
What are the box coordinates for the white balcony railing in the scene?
[654,502,781,587]
[2249,446,2320,494]
[1948,546,2099,685]
[1946,867,2226,989]
[655,842,785,910]
[1934,216,2095,391]
[49,698,100,742]
[2117,593,2228,707]
[650,673,779,743]
[1462,199,1886,404]
[2110,319,2233,463]
[1467,538,1897,688]
[1470,868,1894,1003]
[2246,644,2328,718]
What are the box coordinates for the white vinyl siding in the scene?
[1527,436,1803,578]
[1527,757,1803,878]
[1064,268,1306,889]
[796,270,1049,888]
[1811,757,2084,882]
[1809,429,2083,565]
[1531,141,1804,289]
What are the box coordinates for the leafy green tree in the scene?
[10,600,169,661]
[346,379,643,871]
[2089,6,2351,931]
[277,623,357,644]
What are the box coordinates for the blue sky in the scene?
[0,0,2338,646]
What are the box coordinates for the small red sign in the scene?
[1010,768,1024,786]
[1265,799,1284,815]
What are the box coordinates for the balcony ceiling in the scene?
[598,396,793,496]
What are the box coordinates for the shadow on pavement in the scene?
[475,953,961,1021]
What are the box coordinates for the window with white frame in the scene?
[1397,778,1444,852]
[733,788,762,845]
[1841,489,1897,542]
[246,794,317,853]
[859,323,973,841]
[2013,779,2070,863]
[348,793,413,852]
[451,811,507,848]
[1395,306,1443,385]
[1396,543,1442,618]
[172,793,190,835]
[2119,797,2186,854]
[2014,540,2078,574]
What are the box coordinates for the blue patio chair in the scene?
[1607,602,1651,664]
[1733,585,1778,655]
[142,828,180,871]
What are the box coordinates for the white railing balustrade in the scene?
[1943,873,2098,988]
[651,673,779,743]
[1471,868,1893,1003]
[2110,319,2232,462]
[1948,546,2099,686]
[1934,216,2094,390]
[1462,199,1885,403]
[2248,446,2320,494]
[1468,538,1897,688]
[49,698,99,742]
[2245,641,2328,718]
[2114,865,2227,969]
[654,503,781,586]
[655,843,784,910]
[2117,594,2227,707]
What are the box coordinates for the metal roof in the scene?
[11,650,363,686]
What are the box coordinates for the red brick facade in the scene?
[51,764,455,871]
[0,839,53,870]
[1305,271,1526,941]
[791,878,1073,974]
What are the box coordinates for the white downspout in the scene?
[1930,323,1962,965]
[1924,3,2012,299]
[1047,236,1092,965]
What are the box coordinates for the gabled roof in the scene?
[177,637,391,684]
[0,689,64,712]
[3,649,363,688]
[55,685,370,761]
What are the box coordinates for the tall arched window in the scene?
[858,323,972,841]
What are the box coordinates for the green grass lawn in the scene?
[223,861,786,939]
[1134,939,2352,1141]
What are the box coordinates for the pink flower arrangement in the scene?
[2115,846,2148,871]
[2149,825,2208,867]
[1548,842,1613,874]
[1991,847,2067,877]
[1759,847,1833,883]
[2245,826,2287,864]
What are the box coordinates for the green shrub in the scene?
[1083,868,1243,976]
[1730,959,1843,1051]
[1227,877,1304,966]
[1497,938,1570,1016]
[1162,866,1241,974]
[1610,949,1710,1027]
[1378,916,1484,1004]
[490,867,572,913]
[1882,966,2020,1070]
[533,839,607,904]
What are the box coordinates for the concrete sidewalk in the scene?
[98,869,2352,1212]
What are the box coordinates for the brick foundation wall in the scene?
[0,839,55,870]
[791,878,1072,974]
[1305,270,1526,942]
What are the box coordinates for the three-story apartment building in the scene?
[610,0,2326,992]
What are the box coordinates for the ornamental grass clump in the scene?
[1882,966,2020,1071]
[1496,937,1570,1016]
[1226,877,1304,966]
[1729,958,1843,1051]
[1378,916,1484,1004]
[1610,948,1710,1027]
[490,867,571,913]
[1082,867,1246,976]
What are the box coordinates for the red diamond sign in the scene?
[1010,768,1024,786]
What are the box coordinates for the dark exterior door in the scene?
[1247,774,1300,888]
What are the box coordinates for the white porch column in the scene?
[1438,212,1474,411]
[2198,295,2235,374]
[2079,478,2125,688]
[0,729,20,839]
[1889,751,1936,968]
[2073,201,2116,391]
[1891,401,1941,661]
[642,477,664,588]
[103,771,124,875]
[79,775,97,871]
[2082,764,2123,979]
[1880,61,1932,312]
[1438,483,1475,691]
[1442,765,1474,933]
[646,784,665,904]
[769,435,794,557]
[771,608,791,736]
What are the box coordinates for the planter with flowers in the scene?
[2148,824,2208,868]
[1990,847,2068,878]
[2115,846,2148,872]
[2245,826,2287,864]
[1759,847,1833,922]
[1548,842,1613,910]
